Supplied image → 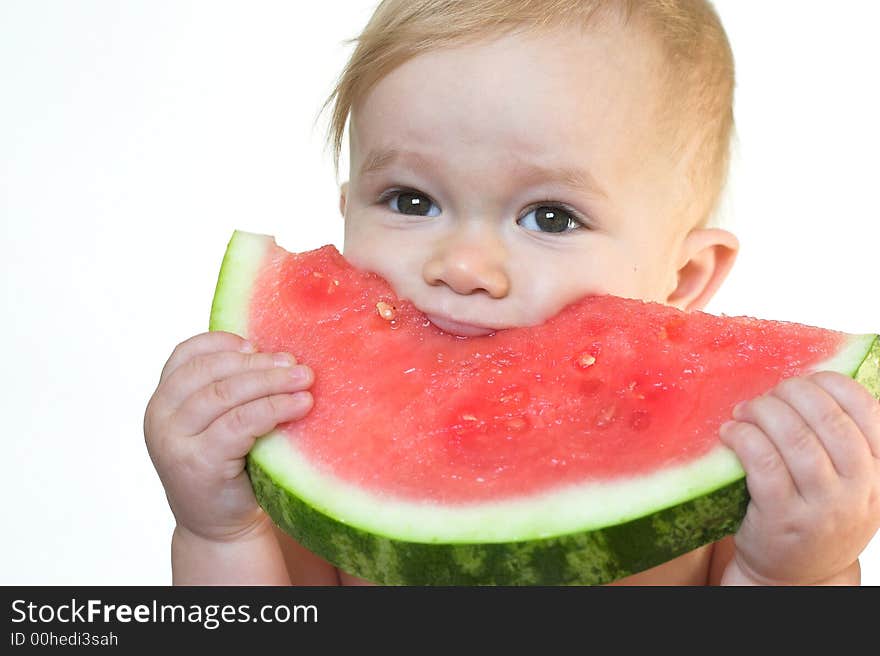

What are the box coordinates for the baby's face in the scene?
[339,22,734,335]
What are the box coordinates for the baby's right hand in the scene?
[144,331,314,542]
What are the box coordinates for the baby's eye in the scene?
[518,205,585,234]
[380,189,586,233]
[383,189,441,217]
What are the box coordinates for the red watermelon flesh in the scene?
[246,241,846,504]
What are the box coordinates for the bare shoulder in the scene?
[707,535,737,585]
[271,523,341,585]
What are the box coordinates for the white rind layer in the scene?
[811,332,876,375]
[251,431,744,543]
[209,231,273,336]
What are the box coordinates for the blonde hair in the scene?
[318,0,735,228]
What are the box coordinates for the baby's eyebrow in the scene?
[360,146,607,199]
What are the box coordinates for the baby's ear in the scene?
[339,181,349,218]
[666,228,739,312]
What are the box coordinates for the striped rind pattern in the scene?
[248,454,748,585]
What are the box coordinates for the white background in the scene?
[2,1,878,585]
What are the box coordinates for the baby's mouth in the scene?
[424,313,500,337]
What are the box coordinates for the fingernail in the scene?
[240,340,255,353]
[291,391,313,406]
[288,365,309,382]
[719,420,736,434]
[274,353,293,367]
[732,401,744,418]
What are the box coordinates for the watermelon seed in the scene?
[629,410,651,430]
[376,301,396,321]
[403,367,416,374]
[575,352,597,369]
[594,405,617,428]
[579,378,604,395]
[624,380,646,400]
[499,389,525,404]
[661,317,686,340]
[461,414,479,422]
[506,417,529,432]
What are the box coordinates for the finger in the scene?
[719,419,799,508]
[200,392,314,462]
[769,375,871,480]
[733,393,837,497]
[809,371,880,462]
[174,364,314,435]
[160,331,254,385]
[162,350,297,413]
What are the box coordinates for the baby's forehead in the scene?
[355,26,670,154]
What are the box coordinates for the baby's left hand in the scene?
[718,371,880,584]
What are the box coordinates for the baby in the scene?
[144,0,880,585]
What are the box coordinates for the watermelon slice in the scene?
[209,230,880,585]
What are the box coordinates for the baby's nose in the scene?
[422,232,510,298]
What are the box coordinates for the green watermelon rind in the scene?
[853,334,880,399]
[247,453,748,585]
[209,230,880,585]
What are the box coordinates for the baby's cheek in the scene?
[585,237,660,297]
[595,261,664,302]
[343,227,401,273]
[629,256,675,303]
